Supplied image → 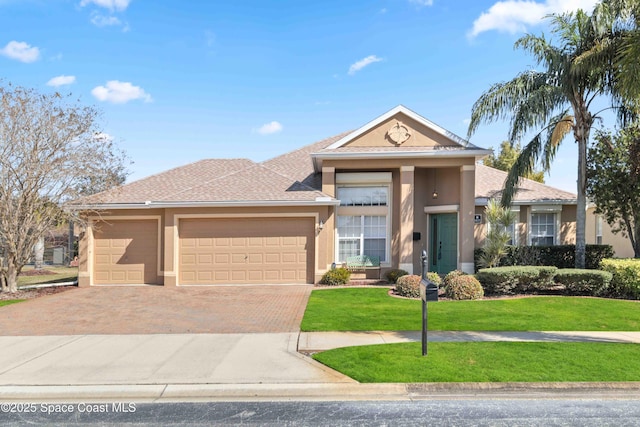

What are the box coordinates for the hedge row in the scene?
[476,266,557,295]
[476,265,620,297]
[474,244,614,271]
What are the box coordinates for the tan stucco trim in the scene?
[86,215,162,287]
[172,213,319,286]
[424,205,460,213]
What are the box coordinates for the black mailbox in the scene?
[419,250,438,302]
[420,278,439,302]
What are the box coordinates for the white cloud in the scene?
[90,13,121,27]
[348,55,383,75]
[0,41,40,63]
[91,80,152,104]
[409,0,434,6]
[257,121,283,135]
[47,75,76,87]
[79,0,131,12]
[469,0,600,38]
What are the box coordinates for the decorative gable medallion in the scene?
[386,121,411,145]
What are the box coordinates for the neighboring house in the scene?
[474,164,578,249]
[586,207,635,258]
[73,105,623,287]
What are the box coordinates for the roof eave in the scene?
[70,199,341,211]
[475,197,577,206]
[311,149,492,172]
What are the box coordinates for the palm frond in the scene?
[501,133,544,207]
[508,83,566,142]
[544,112,574,171]
[468,71,549,139]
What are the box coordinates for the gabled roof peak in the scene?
[324,105,477,150]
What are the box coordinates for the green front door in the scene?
[429,213,458,274]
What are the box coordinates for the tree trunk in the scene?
[6,263,18,293]
[34,236,44,270]
[574,112,590,269]
[0,271,6,292]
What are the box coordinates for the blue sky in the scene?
[0,0,609,193]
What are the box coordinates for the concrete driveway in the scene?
[0,285,312,335]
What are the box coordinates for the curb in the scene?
[2,382,640,402]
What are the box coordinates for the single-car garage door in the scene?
[178,217,314,285]
[93,219,159,285]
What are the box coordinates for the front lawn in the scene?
[17,266,78,287]
[301,288,640,331]
[314,342,640,382]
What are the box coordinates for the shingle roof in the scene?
[261,131,351,190]
[74,131,575,208]
[78,158,256,204]
[155,163,328,203]
[475,164,576,203]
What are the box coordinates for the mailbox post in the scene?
[420,249,438,356]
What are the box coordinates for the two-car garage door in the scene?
[178,217,314,285]
[93,217,314,285]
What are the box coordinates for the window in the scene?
[531,213,556,246]
[337,186,387,206]
[505,221,517,246]
[337,215,387,262]
[336,184,390,263]
[596,215,603,245]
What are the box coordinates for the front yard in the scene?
[303,288,640,382]
[301,288,640,332]
[0,266,78,303]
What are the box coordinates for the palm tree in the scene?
[467,9,629,269]
[593,0,640,103]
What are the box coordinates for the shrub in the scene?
[445,275,484,300]
[426,272,442,287]
[442,270,464,290]
[385,269,408,284]
[475,245,614,271]
[319,267,351,286]
[555,269,613,296]
[600,259,640,300]
[476,266,558,295]
[395,275,422,298]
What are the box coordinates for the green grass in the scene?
[17,266,78,287]
[0,300,24,307]
[313,342,640,382]
[301,288,640,331]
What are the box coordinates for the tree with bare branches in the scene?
[0,83,128,293]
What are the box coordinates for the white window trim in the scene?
[335,177,392,266]
[528,210,561,246]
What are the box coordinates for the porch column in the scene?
[459,165,475,273]
[321,167,336,272]
[400,166,415,274]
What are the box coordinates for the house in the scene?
[74,105,624,287]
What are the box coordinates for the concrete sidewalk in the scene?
[1,331,639,402]
[0,333,354,387]
[298,330,640,351]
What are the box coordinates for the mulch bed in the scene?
[0,285,76,301]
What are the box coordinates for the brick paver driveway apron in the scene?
[0,285,312,335]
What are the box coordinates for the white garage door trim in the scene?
[88,215,162,286]
[173,213,319,286]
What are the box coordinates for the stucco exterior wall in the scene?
[586,207,635,258]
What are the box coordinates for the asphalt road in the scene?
[2,399,640,426]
